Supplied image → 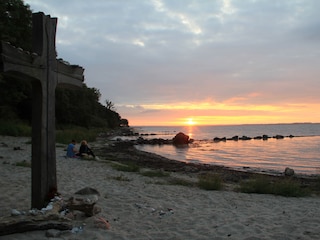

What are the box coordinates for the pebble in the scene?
[11,209,21,216]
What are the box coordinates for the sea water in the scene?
[131,123,320,176]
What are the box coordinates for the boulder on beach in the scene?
[172,132,190,145]
[284,167,295,176]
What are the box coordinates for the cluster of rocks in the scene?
[213,134,294,142]
[136,137,173,145]
[132,132,296,145]
[134,132,193,146]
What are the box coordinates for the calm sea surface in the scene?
[129,123,320,176]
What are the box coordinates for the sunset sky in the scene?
[25,0,320,126]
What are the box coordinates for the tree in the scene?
[0,0,33,121]
[105,99,115,110]
[120,118,129,127]
[0,0,32,50]
[0,1,127,129]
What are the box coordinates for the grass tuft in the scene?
[272,180,310,197]
[111,162,140,172]
[239,177,271,194]
[15,160,31,168]
[140,170,170,177]
[0,121,31,136]
[198,173,223,190]
[239,176,310,197]
[167,177,195,187]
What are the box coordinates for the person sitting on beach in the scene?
[66,139,78,158]
[78,140,95,158]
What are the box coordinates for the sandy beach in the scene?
[1,135,320,240]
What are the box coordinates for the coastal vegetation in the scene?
[239,177,311,197]
[114,161,313,196]
[111,162,140,172]
[0,0,128,138]
[106,155,311,196]
[14,160,31,168]
[55,128,102,144]
[198,173,223,190]
[140,170,170,178]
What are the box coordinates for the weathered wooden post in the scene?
[0,12,84,209]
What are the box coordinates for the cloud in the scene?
[25,0,320,125]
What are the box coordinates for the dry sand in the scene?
[1,135,320,240]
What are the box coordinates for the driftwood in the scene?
[0,215,72,236]
[0,200,72,236]
[0,188,101,236]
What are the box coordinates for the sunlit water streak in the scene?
[130,124,320,176]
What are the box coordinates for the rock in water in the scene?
[172,132,190,145]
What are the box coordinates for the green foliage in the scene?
[239,177,310,197]
[15,160,31,167]
[240,177,271,194]
[0,78,32,122]
[0,0,32,50]
[56,127,101,144]
[111,162,140,172]
[55,87,119,128]
[0,1,125,130]
[120,118,129,127]
[140,170,170,177]
[167,177,195,187]
[272,180,310,197]
[198,173,223,190]
[0,120,31,136]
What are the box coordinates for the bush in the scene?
[240,177,272,194]
[55,127,102,144]
[15,160,31,168]
[272,180,310,197]
[0,121,31,136]
[198,173,223,190]
[239,177,310,197]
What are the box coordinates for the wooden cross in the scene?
[0,12,84,209]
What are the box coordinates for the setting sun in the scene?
[186,118,196,126]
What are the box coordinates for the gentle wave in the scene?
[133,124,320,175]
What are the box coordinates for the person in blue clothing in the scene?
[66,139,78,158]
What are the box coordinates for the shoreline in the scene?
[117,127,320,177]
[94,137,320,191]
[1,134,320,239]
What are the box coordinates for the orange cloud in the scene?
[118,101,320,126]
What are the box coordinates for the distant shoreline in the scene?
[131,122,320,128]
